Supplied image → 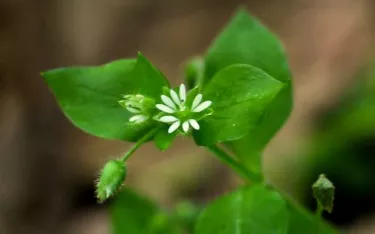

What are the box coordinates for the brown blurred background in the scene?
[1,0,375,233]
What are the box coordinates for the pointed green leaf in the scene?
[195,185,289,234]
[203,9,293,172]
[194,64,283,146]
[42,54,169,141]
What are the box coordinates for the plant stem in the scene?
[121,128,158,162]
[207,145,262,183]
[316,203,324,217]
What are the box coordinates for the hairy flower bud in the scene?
[312,174,335,213]
[96,159,126,203]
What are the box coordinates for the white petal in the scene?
[156,104,175,113]
[182,121,190,132]
[191,94,202,110]
[170,89,181,105]
[179,84,186,102]
[159,115,178,123]
[129,115,147,123]
[188,119,200,130]
[192,101,212,112]
[168,121,181,133]
[126,106,141,113]
[161,95,176,109]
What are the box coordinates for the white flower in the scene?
[156,84,212,134]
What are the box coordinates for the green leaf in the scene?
[195,184,289,234]
[194,64,283,146]
[203,8,293,172]
[286,201,339,234]
[110,188,180,234]
[184,56,205,90]
[154,127,177,151]
[42,53,169,141]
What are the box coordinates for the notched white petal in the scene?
[159,115,178,123]
[192,101,212,112]
[129,115,147,123]
[161,95,176,109]
[182,121,190,132]
[188,119,200,130]
[191,94,202,110]
[170,89,181,105]
[168,121,181,133]
[156,104,175,114]
[179,84,186,102]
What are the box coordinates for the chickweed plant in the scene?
[42,9,338,234]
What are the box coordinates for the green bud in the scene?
[96,159,126,203]
[184,56,204,89]
[312,174,335,213]
[118,94,156,116]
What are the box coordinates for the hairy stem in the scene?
[207,145,262,183]
[121,128,158,162]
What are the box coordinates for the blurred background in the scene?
[1,0,375,233]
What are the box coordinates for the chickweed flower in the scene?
[119,94,155,124]
[156,84,212,134]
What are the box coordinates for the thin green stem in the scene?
[207,145,262,183]
[121,128,158,162]
[316,203,324,217]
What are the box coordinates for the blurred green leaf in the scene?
[194,64,283,146]
[195,185,289,234]
[286,201,339,234]
[42,53,169,142]
[110,188,181,234]
[195,184,338,234]
[203,8,293,173]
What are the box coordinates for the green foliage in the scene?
[195,185,289,234]
[111,188,182,234]
[194,64,283,145]
[203,9,293,173]
[196,185,338,234]
[42,53,169,142]
[286,202,338,234]
[154,126,177,151]
[41,7,340,234]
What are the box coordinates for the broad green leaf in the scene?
[195,185,289,234]
[203,9,293,172]
[42,53,169,141]
[194,64,283,146]
[110,188,180,234]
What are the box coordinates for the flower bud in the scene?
[96,159,126,203]
[312,174,335,213]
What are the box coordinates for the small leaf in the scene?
[195,184,289,234]
[203,8,293,171]
[110,188,182,234]
[194,64,283,146]
[42,54,169,141]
